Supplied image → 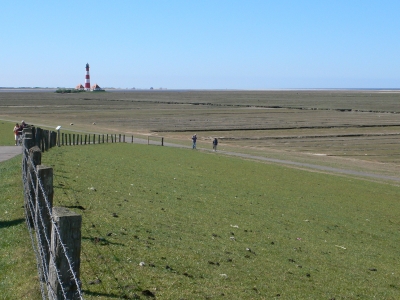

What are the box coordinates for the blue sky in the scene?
[1,0,399,89]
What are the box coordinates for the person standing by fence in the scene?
[13,123,20,146]
[192,134,197,149]
[212,138,218,152]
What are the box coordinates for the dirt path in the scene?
[219,150,400,183]
[1,140,399,183]
[0,146,22,163]
[161,140,400,183]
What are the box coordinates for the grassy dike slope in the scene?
[0,121,40,299]
[1,136,400,298]
[42,143,400,299]
[0,156,42,299]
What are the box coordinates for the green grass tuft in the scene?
[39,143,400,299]
[0,121,17,146]
[2,142,399,299]
[0,155,41,299]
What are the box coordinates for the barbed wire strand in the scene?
[22,139,84,299]
[26,176,59,300]
[23,146,63,299]
[30,154,83,299]
[22,151,47,300]
[25,148,71,300]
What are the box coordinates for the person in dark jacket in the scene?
[212,138,218,151]
[192,134,197,149]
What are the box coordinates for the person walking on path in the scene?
[192,134,197,149]
[13,123,20,146]
[212,138,218,151]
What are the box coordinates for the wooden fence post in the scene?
[48,130,52,149]
[31,127,36,143]
[42,130,49,152]
[93,134,96,145]
[48,207,82,300]
[25,146,42,228]
[80,135,82,145]
[131,135,133,143]
[62,133,64,146]
[22,138,35,218]
[102,134,104,144]
[161,137,164,146]
[36,165,53,283]
[43,130,48,152]
[24,136,35,151]
[35,128,42,149]
[148,136,149,145]
[23,127,33,141]
[51,131,57,148]
[98,134,100,144]
[57,131,61,147]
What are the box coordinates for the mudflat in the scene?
[0,90,399,179]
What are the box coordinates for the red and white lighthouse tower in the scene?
[84,63,91,91]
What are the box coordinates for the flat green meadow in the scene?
[4,141,400,299]
[0,121,16,145]
[1,116,400,299]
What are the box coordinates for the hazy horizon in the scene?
[1,1,399,89]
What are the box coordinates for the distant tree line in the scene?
[55,88,86,93]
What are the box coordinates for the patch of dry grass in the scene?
[0,90,399,175]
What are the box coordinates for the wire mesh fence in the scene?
[21,128,83,300]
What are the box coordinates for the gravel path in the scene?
[1,140,399,183]
[162,140,400,183]
[0,146,22,163]
[219,150,400,183]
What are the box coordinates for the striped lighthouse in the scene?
[84,63,91,91]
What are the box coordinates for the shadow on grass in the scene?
[65,205,86,210]
[0,218,25,229]
[82,290,123,299]
[82,236,125,246]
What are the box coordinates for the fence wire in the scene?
[21,136,84,300]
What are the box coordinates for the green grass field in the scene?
[1,138,399,299]
[0,121,16,145]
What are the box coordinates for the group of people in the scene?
[13,120,28,146]
[192,134,218,151]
